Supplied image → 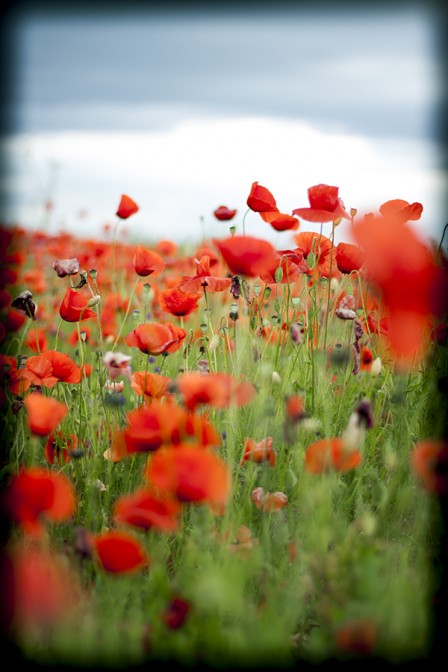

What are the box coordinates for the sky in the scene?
[1,1,447,249]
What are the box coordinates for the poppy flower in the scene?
[44,431,78,465]
[113,488,181,532]
[52,258,80,278]
[131,371,172,401]
[246,182,278,212]
[92,530,149,573]
[335,242,366,274]
[259,249,307,285]
[262,212,300,232]
[214,235,277,278]
[159,287,202,317]
[11,290,37,320]
[145,444,231,510]
[241,436,277,466]
[178,255,232,294]
[176,372,256,412]
[251,487,287,512]
[0,354,30,396]
[116,194,139,219]
[133,246,165,277]
[1,466,76,536]
[285,395,306,422]
[26,328,48,353]
[18,350,82,388]
[379,199,423,224]
[59,287,97,322]
[24,393,68,436]
[335,619,378,656]
[162,597,192,629]
[214,205,237,221]
[125,322,186,355]
[411,440,448,496]
[292,184,350,223]
[305,438,361,473]
[3,541,84,634]
[293,231,340,279]
[103,351,132,381]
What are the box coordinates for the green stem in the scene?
[111,277,140,352]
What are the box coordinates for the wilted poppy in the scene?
[335,242,366,274]
[246,182,278,212]
[214,235,277,278]
[24,393,69,436]
[411,440,448,496]
[214,205,237,221]
[133,246,165,277]
[125,322,186,355]
[145,444,231,510]
[92,530,149,573]
[305,438,361,473]
[52,258,80,278]
[1,466,76,536]
[241,437,276,466]
[59,287,97,322]
[292,184,350,223]
[178,255,232,294]
[176,371,256,412]
[159,286,202,317]
[113,488,181,532]
[116,194,139,219]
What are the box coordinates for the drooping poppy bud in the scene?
[116,194,139,219]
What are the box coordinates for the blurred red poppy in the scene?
[44,431,78,465]
[113,488,181,532]
[293,184,350,223]
[162,597,191,629]
[92,530,149,573]
[251,487,287,512]
[176,371,255,412]
[379,198,423,224]
[1,466,76,536]
[159,286,202,317]
[214,235,277,278]
[246,182,278,212]
[214,205,237,221]
[241,436,276,466]
[125,322,186,355]
[411,440,448,495]
[131,371,172,402]
[305,438,361,473]
[26,328,48,353]
[24,393,68,436]
[116,194,139,219]
[133,246,165,277]
[178,255,232,293]
[59,288,96,322]
[145,444,231,510]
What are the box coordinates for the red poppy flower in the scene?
[293,231,340,279]
[259,249,307,285]
[246,182,278,212]
[26,328,48,353]
[176,372,256,412]
[262,212,300,232]
[4,541,84,633]
[178,255,232,293]
[145,444,231,509]
[133,246,165,277]
[18,350,81,388]
[214,205,237,221]
[59,288,96,323]
[379,199,423,224]
[159,287,202,317]
[92,530,149,573]
[241,436,276,466]
[162,597,191,629]
[125,322,186,355]
[113,488,181,532]
[116,194,139,219]
[293,184,350,223]
[0,354,30,396]
[44,431,78,465]
[1,466,76,536]
[285,394,306,422]
[214,235,277,278]
[411,440,448,495]
[305,438,361,473]
[24,393,68,436]
[251,487,287,512]
[335,242,366,274]
[131,371,172,401]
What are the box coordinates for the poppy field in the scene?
[1,182,447,669]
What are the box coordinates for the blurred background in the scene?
[1,0,446,247]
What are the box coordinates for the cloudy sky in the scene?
[1,1,446,248]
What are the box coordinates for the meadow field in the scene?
[1,183,447,669]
